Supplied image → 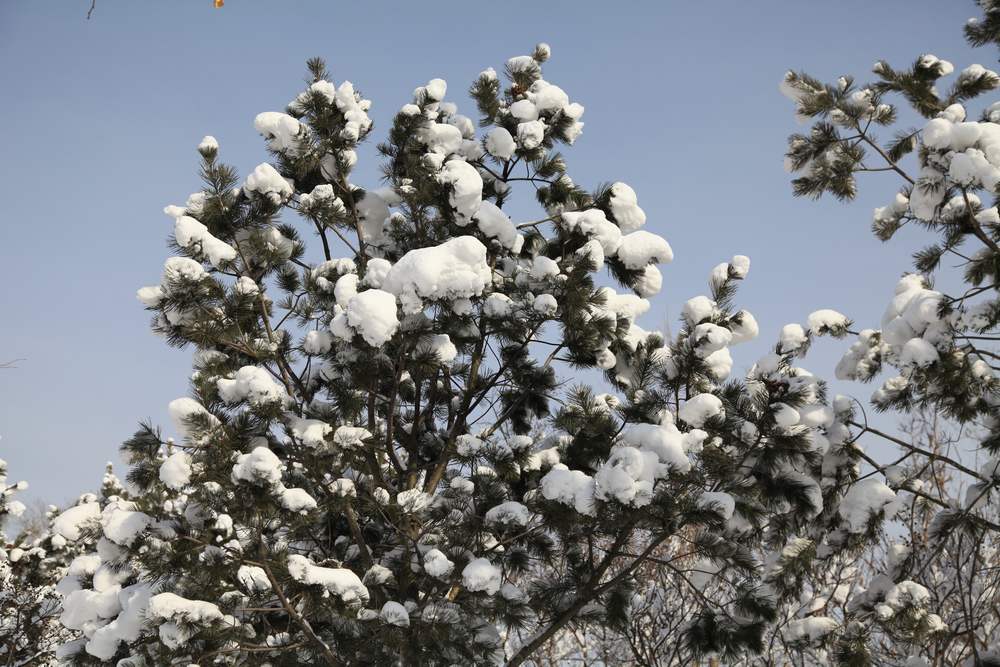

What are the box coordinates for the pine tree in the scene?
[0,460,80,665]
[778,1,1000,663]
[44,44,867,665]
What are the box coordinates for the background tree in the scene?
[550,408,999,666]
[0,460,80,666]
[43,43,867,666]
[779,0,1000,663]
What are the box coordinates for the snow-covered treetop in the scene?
[42,43,872,665]
[777,5,1000,662]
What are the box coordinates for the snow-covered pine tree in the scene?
[779,1,1000,663]
[0,460,80,665]
[51,45,859,665]
[836,409,1000,667]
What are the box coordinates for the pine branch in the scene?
[258,544,342,666]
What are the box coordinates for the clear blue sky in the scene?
[0,1,981,505]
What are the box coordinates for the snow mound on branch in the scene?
[484,293,514,317]
[198,135,218,154]
[299,182,344,212]
[462,557,502,595]
[595,287,649,322]
[423,548,455,578]
[136,285,164,308]
[533,293,558,315]
[729,254,751,278]
[159,451,192,490]
[303,329,333,355]
[835,329,882,381]
[329,478,357,497]
[531,255,560,280]
[80,583,151,659]
[797,403,834,428]
[235,276,260,296]
[839,478,897,532]
[355,189,391,244]
[146,592,223,649]
[163,255,207,282]
[618,422,691,473]
[576,239,605,268]
[397,488,434,513]
[363,257,392,288]
[280,487,317,514]
[616,231,673,269]
[237,565,271,593]
[416,77,447,102]
[593,446,661,506]
[327,80,373,142]
[782,616,839,644]
[254,112,306,155]
[771,403,800,429]
[560,208,622,254]
[345,289,399,347]
[334,273,359,308]
[507,55,539,74]
[486,127,516,159]
[510,99,538,121]
[900,337,939,367]
[60,587,119,632]
[380,601,410,627]
[174,216,236,268]
[420,122,463,155]
[333,425,372,448]
[382,236,492,314]
[527,79,569,113]
[244,163,293,205]
[540,465,595,516]
[729,310,759,343]
[682,295,718,326]
[608,182,646,233]
[100,499,151,546]
[287,416,333,448]
[704,347,733,381]
[416,333,458,364]
[517,119,546,149]
[919,112,1000,195]
[692,323,732,358]
[471,201,524,252]
[438,160,483,221]
[678,394,724,427]
[287,554,369,605]
[456,434,485,456]
[807,309,850,335]
[217,366,289,407]
[778,323,808,353]
[884,580,931,611]
[633,265,662,297]
[52,502,100,542]
[167,397,219,439]
[484,501,531,527]
[231,446,284,488]
[697,491,736,520]
[137,256,212,313]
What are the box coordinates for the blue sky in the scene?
[0,1,983,504]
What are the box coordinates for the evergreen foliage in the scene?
[25,44,859,666]
[7,4,1000,665]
